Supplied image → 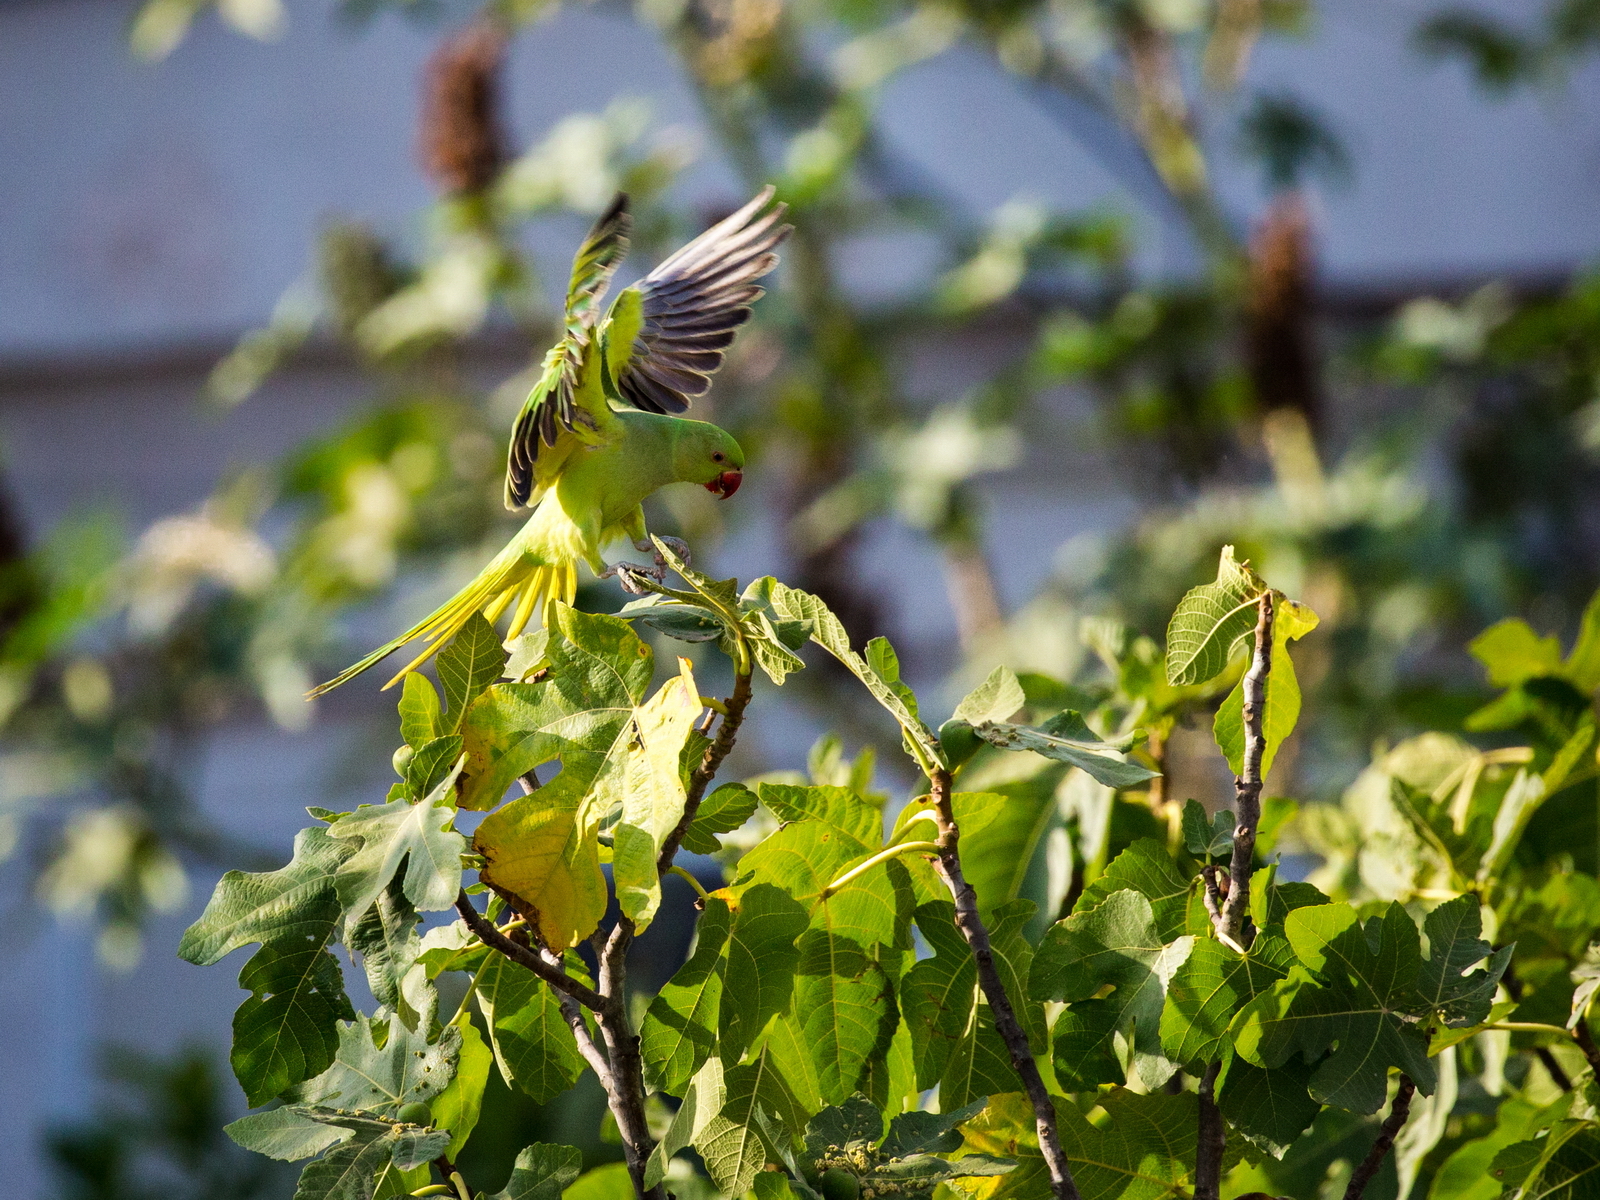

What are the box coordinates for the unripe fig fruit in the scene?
[938,719,983,769]
[397,1101,433,1126]
[392,745,415,778]
[817,1168,859,1200]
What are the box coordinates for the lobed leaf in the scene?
[233,932,356,1106]
[720,883,809,1062]
[1233,902,1435,1114]
[680,782,759,855]
[180,827,354,966]
[1030,889,1192,1090]
[288,1012,460,1118]
[1215,1060,1319,1159]
[328,792,466,935]
[765,581,944,770]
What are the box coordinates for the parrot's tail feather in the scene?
[505,571,544,641]
[306,557,539,698]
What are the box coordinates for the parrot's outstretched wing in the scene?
[505,194,633,510]
[602,186,790,415]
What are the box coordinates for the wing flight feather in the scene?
[606,187,790,415]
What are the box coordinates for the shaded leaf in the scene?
[404,735,462,802]
[1216,1060,1319,1158]
[233,931,356,1105]
[721,883,809,1062]
[486,1143,584,1200]
[477,950,586,1103]
[641,898,732,1094]
[1030,889,1192,1089]
[1417,895,1511,1028]
[1234,902,1435,1114]
[1159,932,1293,1069]
[792,928,896,1104]
[972,713,1156,789]
[680,782,758,855]
[1074,839,1197,942]
[1182,799,1233,859]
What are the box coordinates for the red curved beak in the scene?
[704,470,743,499]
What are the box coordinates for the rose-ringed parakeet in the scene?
[309,187,790,695]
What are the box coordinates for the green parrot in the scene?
[309,187,790,695]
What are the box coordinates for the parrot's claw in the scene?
[654,536,692,569]
[603,561,666,595]
[633,535,692,571]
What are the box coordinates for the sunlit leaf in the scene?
[1212,597,1318,777]
[1165,546,1267,687]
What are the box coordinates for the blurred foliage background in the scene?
[8,0,1600,1193]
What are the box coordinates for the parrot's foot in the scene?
[633,535,692,571]
[655,536,691,570]
[601,560,665,595]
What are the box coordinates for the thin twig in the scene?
[1200,865,1225,925]
[926,767,1083,1200]
[1195,593,1274,1195]
[658,669,754,873]
[1194,1062,1225,1200]
[539,946,614,1089]
[1537,1046,1574,1092]
[1218,592,1274,948]
[453,891,605,1010]
[1575,1020,1600,1077]
[1343,1075,1416,1200]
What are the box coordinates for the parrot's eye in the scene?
[712,451,726,463]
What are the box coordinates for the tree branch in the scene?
[1343,1074,1416,1200]
[658,668,754,873]
[926,767,1083,1200]
[1574,1019,1600,1077]
[1218,591,1274,948]
[453,891,605,1011]
[539,945,614,1089]
[1195,594,1274,1193]
[1194,1062,1225,1200]
[591,666,753,1200]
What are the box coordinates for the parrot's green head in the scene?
[672,421,745,499]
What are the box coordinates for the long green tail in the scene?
[307,557,578,697]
